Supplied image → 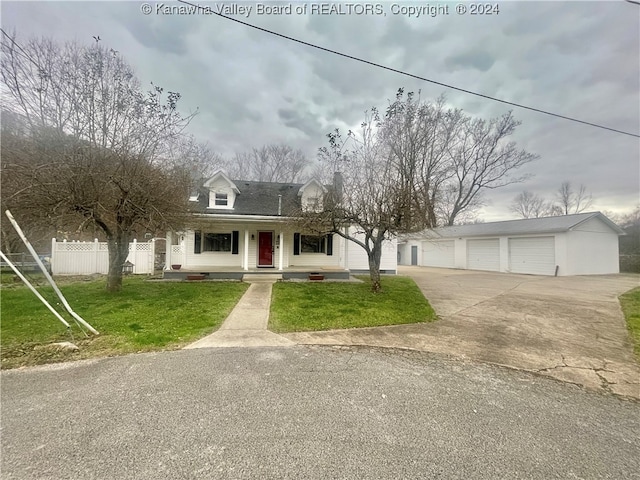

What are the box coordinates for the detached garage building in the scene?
[398,212,623,276]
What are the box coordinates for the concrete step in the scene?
[242,273,282,283]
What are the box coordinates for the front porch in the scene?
[162,266,351,281]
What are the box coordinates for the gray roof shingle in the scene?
[191,180,331,216]
[415,212,623,239]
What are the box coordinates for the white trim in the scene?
[297,178,327,196]
[243,229,249,271]
[203,170,240,193]
[193,213,292,223]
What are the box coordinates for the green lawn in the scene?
[619,287,640,359]
[269,276,437,332]
[0,277,248,368]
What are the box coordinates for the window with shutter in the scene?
[194,231,201,254]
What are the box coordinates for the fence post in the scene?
[166,232,172,270]
[51,238,56,275]
[150,238,156,274]
[131,239,137,274]
[93,239,99,274]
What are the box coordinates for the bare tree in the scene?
[555,181,593,215]
[509,190,551,218]
[382,91,460,228]
[228,144,310,183]
[165,135,225,188]
[380,90,537,226]
[1,33,195,291]
[440,111,537,225]
[300,91,536,290]
[301,109,430,293]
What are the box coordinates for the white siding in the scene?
[300,182,325,211]
[206,177,237,209]
[565,228,619,275]
[467,238,500,271]
[184,228,243,269]
[397,243,409,266]
[572,217,614,234]
[421,240,455,268]
[346,231,397,272]
[508,236,556,275]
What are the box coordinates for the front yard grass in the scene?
[0,277,248,369]
[619,287,640,359]
[269,275,436,332]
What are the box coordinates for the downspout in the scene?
[278,195,282,216]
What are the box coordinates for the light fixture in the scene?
[122,261,134,275]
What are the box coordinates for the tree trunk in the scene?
[106,234,130,292]
[367,240,383,293]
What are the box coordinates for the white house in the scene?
[164,171,397,280]
[398,212,623,276]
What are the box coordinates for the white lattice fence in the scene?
[51,239,155,275]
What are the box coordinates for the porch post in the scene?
[343,226,349,269]
[278,230,284,271]
[243,229,249,271]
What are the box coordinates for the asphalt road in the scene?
[2,346,639,479]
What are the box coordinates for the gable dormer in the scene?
[203,170,240,209]
[298,178,327,212]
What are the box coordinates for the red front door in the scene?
[258,231,273,267]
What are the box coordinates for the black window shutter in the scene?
[326,234,333,256]
[293,233,300,255]
[194,231,201,254]
[232,231,239,254]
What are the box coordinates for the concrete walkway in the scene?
[184,281,294,349]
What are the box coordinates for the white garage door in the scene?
[421,240,455,268]
[509,236,556,275]
[467,238,500,271]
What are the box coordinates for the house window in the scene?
[293,233,333,256]
[300,235,326,254]
[215,193,228,206]
[203,233,232,252]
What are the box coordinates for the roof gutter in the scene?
[192,213,293,223]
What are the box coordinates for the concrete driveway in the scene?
[284,267,640,398]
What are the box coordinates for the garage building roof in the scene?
[417,212,624,239]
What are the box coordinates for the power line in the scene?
[177,0,639,139]
[0,28,41,69]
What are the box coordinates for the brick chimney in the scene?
[333,171,344,203]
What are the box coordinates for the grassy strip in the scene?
[269,276,436,332]
[619,287,640,359]
[0,277,248,368]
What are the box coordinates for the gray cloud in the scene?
[1,0,637,220]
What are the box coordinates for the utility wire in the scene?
[0,28,41,68]
[177,0,639,139]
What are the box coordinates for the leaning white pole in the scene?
[5,210,99,335]
[0,250,71,328]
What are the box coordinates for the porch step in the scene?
[242,273,283,283]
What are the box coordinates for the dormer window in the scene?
[215,193,228,206]
[298,179,328,213]
[203,170,240,210]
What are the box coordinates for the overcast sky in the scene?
[2,0,638,221]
